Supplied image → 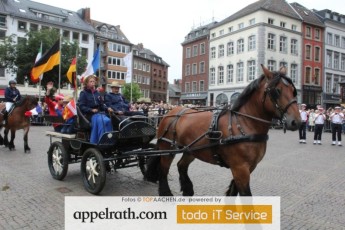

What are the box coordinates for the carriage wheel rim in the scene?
[86,157,100,186]
[52,147,63,175]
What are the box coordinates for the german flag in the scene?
[31,39,60,83]
[66,57,76,87]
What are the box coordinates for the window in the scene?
[291,39,298,55]
[237,62,244,82]
[305,26,311,38]
[315,47,320,62]
[192,63,197,75]
[185,82,190,93]
[0,15,6,27]
[315,28,320,40]
[342,37,345,48]
[291,25,297,31]
[210,47,216,59]
[82,33,89,43]
[200,43,205,54]
[314,68,320,85]
[18,21,27,31]
[0,67,4,77]
[186,47,191,58]
[227,42,234,55]
[247,60,256,81]
[81,48,88,58]
[268,33,275,50]
[185,64,190,76]
[0,30,5,40]
[218,66,224,84]
[335,35,340,47]
[211,33,216,38]
[280,62,287,69]
[326,50,333,68]
[305,67,311,83]
[237,39,244,53]
[219,29,224,36]
[200,81,204,91]
[268,18,274,24]
[327,33,333,45]
[326,74,331,93]
[248,35,256,51]
[218,44,224,57]
[334,52,340,69]
[305,45,311,60]
[249,18,255,25]
[210,68,215,85]
[228,26,233,32]
[341,54,345,71]
[72,32,79,41]
[279,36,287,53]
[227,64,234,83]
[199,61,205,73]
[280,21,286,28]
[30,23,38,31]
[238,23,244,29]
[192,81,197,92]
[193,45,198,57]
[290,64,297,83]
[268,60,276,71]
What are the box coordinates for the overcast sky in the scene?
[32,0,344,82]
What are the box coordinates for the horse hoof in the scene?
[25,148,31,153]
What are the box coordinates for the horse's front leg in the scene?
[230,167,252,196]
[23,126,30,153]
[3,128,9,147]
[158,155,175,196]
[177,153,195,196]
[8,128,16,151]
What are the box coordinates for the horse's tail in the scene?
[145,156,161,183]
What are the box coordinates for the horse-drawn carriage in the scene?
[45,109,157,194]
[1,65,301,196]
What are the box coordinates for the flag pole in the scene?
[58,36,61,94]
[37,42,43,102]
[75,47,78,101]
[130,50,133,104]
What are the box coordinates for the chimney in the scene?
[137,43,144,50]
[82,8,91,24]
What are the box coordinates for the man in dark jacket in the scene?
[2,80,21,124]
[104,81,142,116]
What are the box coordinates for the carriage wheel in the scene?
[81,148,106,195]
[47,141,69,180]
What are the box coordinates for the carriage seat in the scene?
[76,106,91,131]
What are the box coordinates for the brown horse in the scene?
[0,95,38,152]
[146,65,301,196]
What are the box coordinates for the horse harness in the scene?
[157,107,269,168]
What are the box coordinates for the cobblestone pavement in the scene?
[0,126,345,229]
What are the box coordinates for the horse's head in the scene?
[18,95,38,111]
[262,64,301,131]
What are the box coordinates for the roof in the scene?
[182,21,217,45]
[2,0,94,32]
[91,19,131,44]
[290,3,324,27]
[133,44,170,67]
[215,0,301,27]
[168,84,181,97]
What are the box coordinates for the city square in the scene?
[0,126,344,229]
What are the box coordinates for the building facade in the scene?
[315,9,345,109]
[291,3,324,108]
[208,0,302,106]
[181,22,216,106]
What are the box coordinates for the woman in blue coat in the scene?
[78,75,112,144]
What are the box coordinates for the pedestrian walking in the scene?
[299,103,308,143]
[313,107,326,145]
[330,106,344,146]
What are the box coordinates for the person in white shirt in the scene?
[313,107,326,145]
[299,104,308,143]
[330,106,344,146]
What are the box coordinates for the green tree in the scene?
[122,83,142,102]
[0,35,17,76]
